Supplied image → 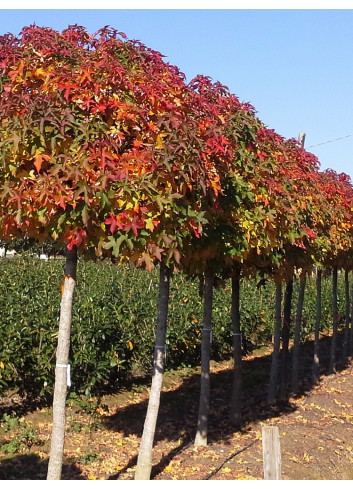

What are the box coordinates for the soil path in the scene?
[161,363,353,481]
[1,337,353,480]
[148,352,353,481]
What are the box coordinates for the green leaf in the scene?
[82,205,89,227]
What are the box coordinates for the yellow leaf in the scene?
[145,218,155,232]
[0,361,4,369]
[303,452,313,462]
[35,67,47,77]
[222,467,232,474]
[155,133,166,149]
[128,341,134,350]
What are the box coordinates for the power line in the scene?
[306,134,353,149]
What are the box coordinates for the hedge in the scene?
[0,256,346,399]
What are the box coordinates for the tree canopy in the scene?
[1,24,353,276]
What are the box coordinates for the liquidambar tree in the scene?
[0,25,222,480]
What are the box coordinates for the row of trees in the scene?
[1,25,353,480]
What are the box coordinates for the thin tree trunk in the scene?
[342,269,350,364]
[279,277,293,401]
[350,277,353,357]
[291,272,306,394]
[267,281,282,405]
[329,266,338,374]
[194,267,214,447]
[313,268,322,384]
[47,246,77,480]
[134,263,170,480]
[230,273,242,427]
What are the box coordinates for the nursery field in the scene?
[0,256,352,480]
[2,22,353,481]
[2,24,353,481]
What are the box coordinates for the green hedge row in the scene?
[0,257,347,399]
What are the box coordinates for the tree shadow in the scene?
[0,330,349,480]
[0,396,51,421]
[0,453,85,480]
[103,330,351,479]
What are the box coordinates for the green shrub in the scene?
[0,257,348,399]
[0,257,134,398]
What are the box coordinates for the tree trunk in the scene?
[329,267,338,374]
[194,267,214,447]
[292,272,306,394]
[267,281,282,405]
[134,263,170,480]
[230,273,242,427]
[350,277,353,357]
[47,246,77,480]
[279,277,293,401]
[313,268,322,384]
[341,269,350,364]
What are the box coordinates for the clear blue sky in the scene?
[1,8,352,179]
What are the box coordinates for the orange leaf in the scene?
[34,153,50,173]
[34,154,43,173]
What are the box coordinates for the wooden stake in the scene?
[262,426,282,480]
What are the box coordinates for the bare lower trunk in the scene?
[342,270,350,364]
[350,278,353,357]
[329,267,338,374]
[292,272,306,394]
[279,277,293,401]
[267,281,282,405]
[230,273,242,427]
[194,267,213,447]
[134,263,170,480]
[47,246,77,480]
[313,268,322,384]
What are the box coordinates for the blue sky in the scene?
[1,8,352,179]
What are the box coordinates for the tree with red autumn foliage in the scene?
[0,25,231,480]
[1,23,353,482]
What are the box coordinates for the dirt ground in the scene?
[1,334,353,480]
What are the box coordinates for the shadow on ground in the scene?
[0,331,349,480]
[103,331,351,479]
[0,453,85,480]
